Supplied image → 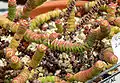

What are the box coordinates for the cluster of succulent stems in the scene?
[0,0,120,82]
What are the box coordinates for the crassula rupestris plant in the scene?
[65,60,107,82]
[103,47,118,64]
[8,0,16,21]
[0,0,120,83]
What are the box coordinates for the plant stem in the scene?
[12,68,30,83]
[24,29,61,43]
[6,19,28,69]
[28,44,47,68]
[8,0,16,21]
[103,47,118,64]
[0,16,19,33]
[66,60,106,82]
[47,19,110,53]
[20,0,47,18]
[29,9,62,30]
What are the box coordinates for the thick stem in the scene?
[24,29,61,43]
[6,19,28,69]
[0,16,19,33]
[20,0,47,18]
[29,9,62,30]
[12,68,30,83]
[66,60,106,82]
[8,0,16,21]
[103,48,118,64]
[86,19,110,46]
[64,0,76,21]
[9,19,28,50]
[66,0,76,32]
[28,44,47,68]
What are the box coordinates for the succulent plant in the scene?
[0,0,119,83]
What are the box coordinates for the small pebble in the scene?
[38,73,43,77]
[0,59,4,67]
